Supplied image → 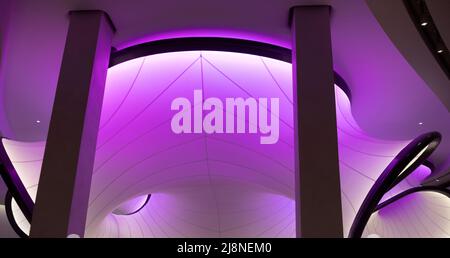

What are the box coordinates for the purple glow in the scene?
[4,50,440,238]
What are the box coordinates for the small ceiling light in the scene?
[437,49,444,54]
[36,120,41,124]
[418,122,423,125]
[420,22,428,27]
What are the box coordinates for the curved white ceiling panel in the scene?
[2,50,444,238]
[363,191,450,238]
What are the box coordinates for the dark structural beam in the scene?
[30,10,115,238]
[291,5,344,238]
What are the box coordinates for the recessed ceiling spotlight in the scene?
[36,120,41,124]
[420,22,428,26]
[437,49,444,54]
[418,122,423,125]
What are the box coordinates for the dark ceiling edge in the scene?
[109,37,292,65]
[403,0,450,79]
[109,37,352,102]
[401,0,450,190]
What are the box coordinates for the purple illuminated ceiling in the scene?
[2,1,449,160]
[3,50,447,238]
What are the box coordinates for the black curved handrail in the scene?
[4,191,29,238]
[0,140,34,223]
[375,186,450,212]
[348,131,442,238]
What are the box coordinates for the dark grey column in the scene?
[30,11,114,238]
[291,6,343,238]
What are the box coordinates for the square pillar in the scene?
[30,10,115,238]
[291,5,344,238]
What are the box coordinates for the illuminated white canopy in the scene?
[2,50,445,238]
